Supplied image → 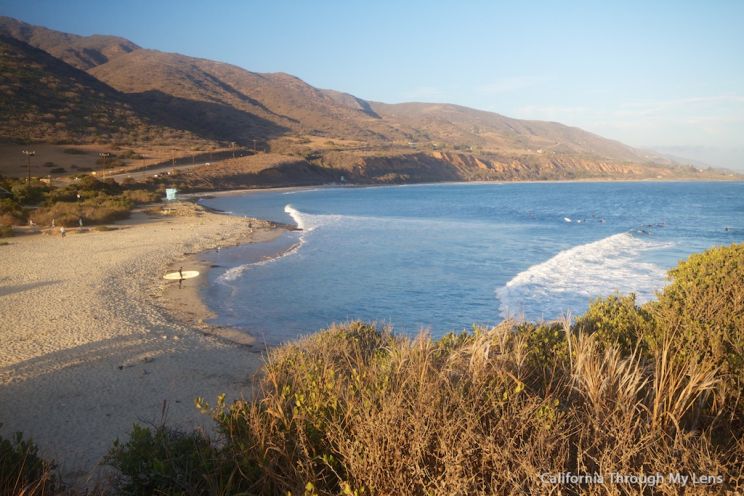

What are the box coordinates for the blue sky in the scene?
[2,0,743,168]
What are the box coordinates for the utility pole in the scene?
[22,149,36,185]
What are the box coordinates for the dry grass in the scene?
[29,198,131,227]
[0,431,58,496]
[200,318,742,495]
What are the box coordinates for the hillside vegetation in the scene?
[1,16,737,185]
[0,15,139,71]
[0,35,209,147]
[3,243,742,495]
[0,174,161,236]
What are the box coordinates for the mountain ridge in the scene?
[0,15,138,70]
[0,15,736,184]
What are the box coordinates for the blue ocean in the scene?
[199,182,744,344]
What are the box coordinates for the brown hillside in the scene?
[88,49,408,143]
[0,15,138,70]
[175,153,338,190]
[0,35,206,145]
[86,46,671,169]
[368,102,670,164]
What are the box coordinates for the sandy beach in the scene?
[0,202,283,485]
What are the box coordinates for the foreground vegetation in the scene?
[2,244,743,495]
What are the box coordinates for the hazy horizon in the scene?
[1,0,742,170]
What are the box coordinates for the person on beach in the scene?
[178,266,184,289]
[60,226,66,237]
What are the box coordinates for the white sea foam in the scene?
[218,239,303,283]
[284,204,357,231]
[282,188,322,195]
[284,204,305,229]
[217,205,319,284]
[219,263,252,283]
[495,232,672,320]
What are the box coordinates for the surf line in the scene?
[495,232,672,320]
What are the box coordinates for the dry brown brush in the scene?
[197,314,740,495]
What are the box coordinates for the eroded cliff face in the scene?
[171,149,728,192]
[319,150,713,184]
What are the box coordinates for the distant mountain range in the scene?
[0,16,736,184]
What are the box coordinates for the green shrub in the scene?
[0,429,58,496]
[105,424,223,496]
[648,243,744,417]
[31,197,131,227]
[574,293,653,356]
[43,187,79,204]
[516,321,568,372]
[10,183,48,205]
[74,175,122,195]
[121,189,160,204]
[0,198,25,226]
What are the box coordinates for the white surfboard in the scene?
[163,270,200,280]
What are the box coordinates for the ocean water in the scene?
[199,182,744,344]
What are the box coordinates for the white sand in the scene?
[0,204,280,485]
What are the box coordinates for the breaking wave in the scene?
[284,204,310,230]
[217,205,327,284]
[218,239,303,283]
[495,232,672,320]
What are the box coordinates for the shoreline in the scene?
[156,213,288,347]
[181,177,744,202]
[152,179,744,346]
[0,201,285,487]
